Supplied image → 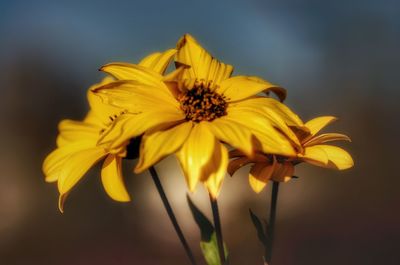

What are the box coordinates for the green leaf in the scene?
[187,194,214,241]
[249,209,268,247]
[200,232,228,265]
[187,195,228,265]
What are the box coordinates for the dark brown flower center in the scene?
[178,84,227,122]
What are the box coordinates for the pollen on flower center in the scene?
[178,84,227,122]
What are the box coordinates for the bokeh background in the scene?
[0,0,399,264]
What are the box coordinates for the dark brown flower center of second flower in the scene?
[178,84,227,122]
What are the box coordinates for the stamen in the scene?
[179,83,227,122]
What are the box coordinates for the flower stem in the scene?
[265,181,280,264]
[149,166,197,265]
[208,193,227,265]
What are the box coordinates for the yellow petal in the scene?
[298,145,329,166]
[203,142,229,199]
[226,108,296,156]
[249,160,276,193]
[315,145,354,170]
[218,76,280,102]
[227,157,251,176]
[56,119,100,147]
[135,122,193,172]
[271,162,294,182]
[207,117,254,156]
[250,106,302,149]
[92,80,179,113]
[87,91,125,125]
[305,116,337,136]
[303,133,351,147]
[176,34,233,85]
[176,122,216,192]
[101,154,130,202]
[86,76,124,124]
[139,49,177,74]
[233,97,304,127]
[43,142,95,182]
[100,63,162,86]
[99,111,185,150]
[57,147,107,195]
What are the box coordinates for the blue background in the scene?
[0,0,399,264]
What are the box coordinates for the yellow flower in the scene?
[93,34,303,198]
[42,78,130,212]
[228,116,354,193]
[43,50,176,211]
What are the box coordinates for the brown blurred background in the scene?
[0,0,399,264]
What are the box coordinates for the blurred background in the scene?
[0,0,399,264]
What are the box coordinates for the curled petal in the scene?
[303,133,351,147]
[305,116,337,136]
[228,157,252,176]
[139,49,177,74]
[100,63,162,86]
[101,155,131,202]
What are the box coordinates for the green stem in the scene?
[149,166,197,265]
[209,193,227,265]
[265,181,280,264]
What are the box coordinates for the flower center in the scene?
[179,84,227,122]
